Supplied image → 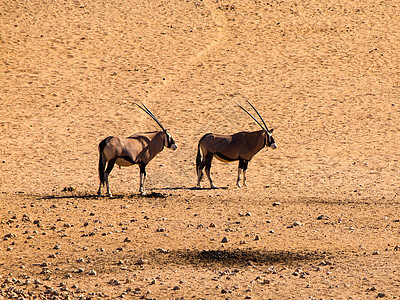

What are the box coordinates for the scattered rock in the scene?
[377,292,385,298]
[62,186,75,192]
[88,270,97,276]
[108,279,121,286]
[272,202,281,206]
[221,237,228,243]
[134,258,148,265]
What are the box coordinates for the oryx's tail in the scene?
[196,133,212,172]
[98,137,111,186]
[196,141,202,172]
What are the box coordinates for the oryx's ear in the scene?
[270,129,274,133]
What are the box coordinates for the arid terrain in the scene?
[1,0,400,299]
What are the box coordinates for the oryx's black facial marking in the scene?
[165,131,177,150]
[267,134,275,147]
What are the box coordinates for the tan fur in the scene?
[196,130,275,188]
[98,131,176,196]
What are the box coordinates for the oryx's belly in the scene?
[215,154,236,163]
[116,158,133,167]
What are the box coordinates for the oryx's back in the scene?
[199,133,234,154]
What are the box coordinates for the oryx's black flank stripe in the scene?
[214,152,237,162]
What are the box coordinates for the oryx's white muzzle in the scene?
[171,144,177,150]
[271,143,277,149]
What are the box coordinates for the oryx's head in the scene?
[164,130,177,150]
[265,129,277,149]
[236,100,277,149]
[136,101,177,151]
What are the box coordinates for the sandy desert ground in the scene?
[1,0,400,299]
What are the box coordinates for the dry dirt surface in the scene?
[1,0,400,299]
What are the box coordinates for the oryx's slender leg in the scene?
[197,167,204,188]
[204,154,216,189]
[104,158,117,197]
[139,163,147,195]
[237,160,249,188]
[197,153,212,188]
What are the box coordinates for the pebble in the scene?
[135,258,148,265]
[272,202,281,206]
[221,237,228,243]
[377,292,385,298]
[88,270,97,275]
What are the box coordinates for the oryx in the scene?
[97,102,177,196]
[196,100,276,188]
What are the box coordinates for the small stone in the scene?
[262,278,271,284]
[272,202,281,206]
[372,251,380,255]
[134,258,147,265]
[221,237,228,243]
[108,279,121,286]
[124,237,131,242]
[377,292,385,298]
[254,235,260,241]
[88,270,97,276]
[172,285,180,290]
[209,223,216,227]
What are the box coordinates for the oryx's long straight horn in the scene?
[245,100,270,132]
[235,102,265,131]
[136,101,166,131]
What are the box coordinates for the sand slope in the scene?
[1,0,400,298]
